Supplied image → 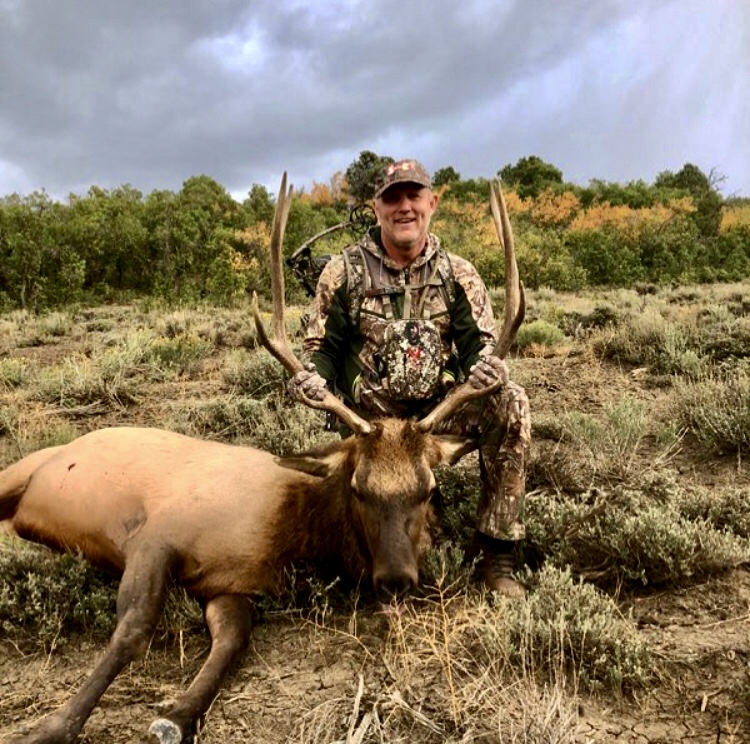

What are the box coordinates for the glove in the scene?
[467,354,509,391]
[287,363,329,402]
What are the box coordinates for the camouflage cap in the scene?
[374,159,432,199]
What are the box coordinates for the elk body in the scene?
[0,175,523,743]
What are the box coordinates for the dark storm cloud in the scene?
[0,0,747,198]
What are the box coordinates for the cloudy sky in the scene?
[1,0,747,201]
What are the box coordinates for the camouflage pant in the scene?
[435,382,531,541]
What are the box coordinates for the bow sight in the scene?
[286,204,376,297]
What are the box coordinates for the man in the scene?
[289,159,531,598]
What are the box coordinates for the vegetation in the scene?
[1,155,749,311]
[2,160,750,739]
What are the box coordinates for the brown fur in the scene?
[0,421,472,743]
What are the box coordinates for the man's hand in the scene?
[467,354,509,391]
[287,363,328,402]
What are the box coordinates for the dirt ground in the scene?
[1,324,749,743]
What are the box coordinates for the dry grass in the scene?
[3,284,750,741]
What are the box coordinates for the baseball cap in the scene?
[374,159,432,199]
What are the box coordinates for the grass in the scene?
[530,395,682,487]
[0,357,30,390]
[2,285,750,740]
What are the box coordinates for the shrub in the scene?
[0,540,117,647]
[0,539,204,651]
[0,357,29,389]
[525,474,750,587]
[508,564,653,691]
[38,311,74,338]
[386,563,652,725]
[677,487,750,539]
[433,463,482,545]
[516,319,566,351]
[593,309,709,377]
[221,348,286,396]
[674,370,750,454]
[544,395,671,482]
[31,351,142,408]
[145,333,213,376]
[165,393,335,454]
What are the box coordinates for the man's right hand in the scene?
[287,363,328,402]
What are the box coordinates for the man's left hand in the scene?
[467,354,509,390]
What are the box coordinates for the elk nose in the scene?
[374,573,416,604]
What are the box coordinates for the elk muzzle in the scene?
[369,510,421,604]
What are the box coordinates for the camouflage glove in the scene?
[287,363,328,403]
[467,354,509,391]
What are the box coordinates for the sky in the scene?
[0,0,748,202]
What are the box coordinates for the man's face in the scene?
[374,182,439,254]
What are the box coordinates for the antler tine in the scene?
[253,172,302,375]
[253,173,372,436]
[270,172,295,345]
[417,180,525,433]
[490,180,525,358]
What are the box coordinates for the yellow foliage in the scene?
[237,222,271,249]
[232,223,271,272]
[721,203,750,232]
[299,171,347,206]
[528,189,580,226]
[569,198,695,236]
[502,190,528,215]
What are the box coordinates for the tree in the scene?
[499,156,563,199]
[433,166,461,187]
[243,184,275,224]
[654,163,723,237]
[0,192,53,308]
[64,185,148,292]
[344,151,394,203]
[578,179,658,210]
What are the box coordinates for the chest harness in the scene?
[342,243,456,401]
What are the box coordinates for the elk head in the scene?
[254,174,524,603]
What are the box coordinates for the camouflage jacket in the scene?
[302,228,498,417]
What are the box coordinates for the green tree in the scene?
[654,163,723,237]
[440,176,491,203]
[499,156,564,199]
[0,192,78,309]
[636,215,701,283]
[344,151,394,203]
[577,179,659,210]
[172,176,242,298]
[566,229,643,287]
[701,226,750,282]
[63,185,148,293]
[243,184,275,224]
[433,166,461,187]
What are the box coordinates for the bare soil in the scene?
[1,321,749,743]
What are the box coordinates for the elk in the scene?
[0,174,523,744]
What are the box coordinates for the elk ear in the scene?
[430,435,477,466]
[275,443,350,478]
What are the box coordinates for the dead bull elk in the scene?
[0,174,524,744]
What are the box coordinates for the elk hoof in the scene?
[149,718,183,744]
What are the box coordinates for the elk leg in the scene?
[11,545,175,744]
[149,594,254,744]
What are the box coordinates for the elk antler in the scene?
[253,173,372,436]
[417,180,525,432]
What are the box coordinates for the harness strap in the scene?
[343,240,456,323]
